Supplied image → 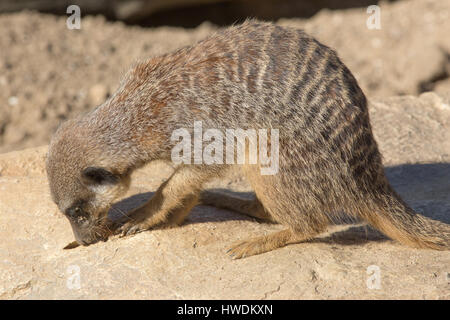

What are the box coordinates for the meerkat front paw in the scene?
[119,220,152,237]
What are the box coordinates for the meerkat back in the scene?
[188,21,449,256]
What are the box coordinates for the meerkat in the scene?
[46,19,449,258]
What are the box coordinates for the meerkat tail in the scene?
[362,189,450,250]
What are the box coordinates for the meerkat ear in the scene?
[81,167,120,186]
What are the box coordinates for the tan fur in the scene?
[46,19,450,257]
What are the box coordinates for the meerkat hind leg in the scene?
[227,164,330,259]
[199,190,275,223]
[227,228,325,259]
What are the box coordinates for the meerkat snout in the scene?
[49,164,129,245]
[46,119,132,246]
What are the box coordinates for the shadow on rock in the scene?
[107,162,450,244]
[385,162,450,224]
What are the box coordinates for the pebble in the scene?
[8,96,18,106]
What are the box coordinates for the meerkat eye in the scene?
[81,167,120,185]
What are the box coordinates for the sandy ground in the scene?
[0,92,449,299]
[0,0,449,300]
[1,0,450,153]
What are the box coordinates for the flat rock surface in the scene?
[0,93,449,299]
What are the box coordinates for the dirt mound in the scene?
[0,93,449,299]
[1,0,450,153]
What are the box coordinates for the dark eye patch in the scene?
[82,167,120,185]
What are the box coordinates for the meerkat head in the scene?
[46,118,131,246]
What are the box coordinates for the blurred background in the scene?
[1,0,396,27]
[0,0,449,153]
